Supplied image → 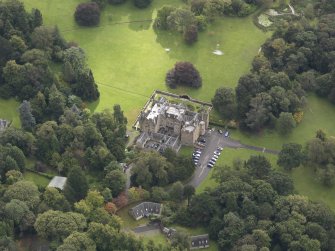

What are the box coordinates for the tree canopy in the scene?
[166,62,202,89]
[74,2,101,26]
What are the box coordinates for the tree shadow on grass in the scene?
[87,96,101,112]
[127,4,155,31]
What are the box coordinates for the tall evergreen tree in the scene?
[74,70,100,101]
[31,8,43,28]
[48,85,66,118]
[64,166,89,202]
[19,100,36,132]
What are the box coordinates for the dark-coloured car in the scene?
[207,163,214,168]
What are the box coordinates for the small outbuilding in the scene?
[0,119,10,131]
[190,234,210,249]
[162,227,177,238]
[47,176,67,190]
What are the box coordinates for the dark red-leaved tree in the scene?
[112,192,128,209]
[74,2,101,26]
[183,25,198,45]
[166,61,202,89]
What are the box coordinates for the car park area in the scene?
[188,129,234,187]
[188,128,279,188]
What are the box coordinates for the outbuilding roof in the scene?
[47,176,67,190]
[190,234,210,249]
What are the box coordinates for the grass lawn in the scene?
[0,98,20,127]
[179,146,194,157]
[22,0,270,124]
[138,225,218,249]
[25,158,36,169]
[116,203,149,229]
[23,170,51,187]
[291,166,335,212]
[139,231,168,247]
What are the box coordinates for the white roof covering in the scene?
[147,103,162,121]
[48,176,67,190]
[166,106,180,116]
[184,125,195,132]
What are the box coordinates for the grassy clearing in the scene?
[0,98,20,127]
[138,226,218,249]
[22,0,270,124]
[291,166,335,212]
[179,146,193,157]
[139,231,168,246]
[25,158,36,169]
[23,170,51,187]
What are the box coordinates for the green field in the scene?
[22,0,270,124]
[0,99,20,127]
[291,166,335,211]
[23,171,51,187]
[140,231,168,246]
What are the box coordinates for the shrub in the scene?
[183,25,198,45]
[293,111,304,124]
[153,6,176,30]
[277,112,296,135]
[191,0,207,15]
[74,2,101,26]
[196,15,207,31]
[166,62,202,88]
[133,0,152,8]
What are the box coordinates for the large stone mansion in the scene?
[135,91,211,152]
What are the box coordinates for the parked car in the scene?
[207,163,214,168]
[218,129,223,134]
[224,131,229,137]
[217,147,223,151]
[214,151,221,156]
[212,155,219,160]
[199,138,206,143]
[209,159,216,164]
